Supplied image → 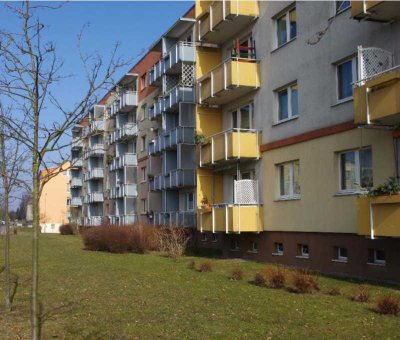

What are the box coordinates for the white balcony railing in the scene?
[164,42,195,73]
[119,91,138,111]
[71,137,83,149]
[70,177,82,187]
[70,197,83,207]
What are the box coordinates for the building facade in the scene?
[69,1,400,283]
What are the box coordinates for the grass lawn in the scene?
[0,230,399,339]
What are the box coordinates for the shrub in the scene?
[60,223,75,235]
[81,225,159,254]
[198,261,212,272]
[291,269,319,294]
[229,266,244,281]
[326,286,341,296]
[266,266,286,289]
[376,295,400,316]
[254,272,267,287]
[350,286,371,303]
[157,227,190,260]
[188,260,196,270]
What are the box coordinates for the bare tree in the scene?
[0,101,28,312]
[0,2,129,338]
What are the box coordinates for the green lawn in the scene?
[0,230,399,339]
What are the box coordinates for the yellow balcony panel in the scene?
[198,0,259,43]
[354,68,400,125]
[198,205,263,233]
[199,58,260,105]
[357,195,400,238]
[351,1,400,22]
[196,0,211,19]
[200,129,261,167]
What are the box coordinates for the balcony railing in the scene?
[164,86,195,111]
[109,153,137,171]
[70,197,83,207]
[198,204,263,233]
[120,214,138,225]
[85,216,103,226]
[71,158,83,168]
[153,211,196,228]
[198,58,260,105]
[351,1,399,22]
[164,169,196,189]
[84,168,104,181]
[119,91,138,112]
[153,97,164,118]
[166,126,195,148]
[164,42,196,74]
[109,184,138,199]
[149,174,163,191]
[200,129,261,167]
[71,137,83,150]
[89,120,104,134]
[149,60,164,86]
[357,194,400,238]
[70,177,82,187]
[85,192,104,203]
[198,0,259,43]
[83,144,104,159]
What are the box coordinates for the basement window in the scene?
[201,233,207,242]
[332,246,348,262]
[297,244,309,259]
[273,242,284,256]
[368,249,386,266]
[211,234,218,243]
[230,240,239,251]
[249,241,258,253]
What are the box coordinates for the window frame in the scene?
[335,1,351,13]
[299,244,309,258]
[337,247,348,262]
[274,242,284,256]
[141,166,147,182]
[276,82,299,123]
[373,249,386,265]
[231,102,254,130]
[186,192,195,211]
[275,5,297,48]
[278,160,300,200]
[336,56,357,103]
[211,233,218,243]
[201,233,207,242]
[338,147,372,194]
[230,239,240,251]
[141,198,147,214]
[249,241,258,253]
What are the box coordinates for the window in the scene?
[336,1,350,12]
[369,249,386,265]
[278,160,300,199]
[340,148,373,192]
[250,241,258,253]
[298,244,309,258]
[274,242,284,255]
[230,240,239,251]
[142,104,147,120]
[140,73,147,90]
[141,167,147,182]
[141,135,146,151]
[231,36,255,59]
[337,57,357,101]
[201,233,207,242]
[141,198,147,213]
[277,83,298,122]
[211,234,218,243]
[276,6,297,47]
[334,247,348,262]
[186,192,195,211]
[231,103,254,130]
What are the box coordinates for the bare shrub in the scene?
[157,227,190,260]
[376,295,400,316]
[254,272,267,287]
[291,269,319,294]
[198,261,212,272]
[266,266,286,289]
[229,266,244,281]
[81,225,158,254]
[60,223,75,235]
[326,286,341,296]
[350,285,371,303]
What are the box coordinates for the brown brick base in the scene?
[215,231,400,284]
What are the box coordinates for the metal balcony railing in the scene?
[84,168,104,181]
[71,158,83,168]
[85,216,103,226]
[83,144,104,159]
[109,153,137,171]
[153,211,196,228]
[164,42,195,73]
[164,86,195,111]
[164,169,196,189]
[70,197,83,207]
[108,184,137,198]
[70,177,82,187]
[119,91,138,111]
[86,192,104,203]
[121,214,137,225]
[71,137,83,150]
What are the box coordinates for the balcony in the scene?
[71,137,83,150]
[164,169,196,189]
[119,122,138,140]
[71,158,83,168]
[119,91,138,112]
[70,197,83,207]
[149,60,163,86]
[351,1,400,22]
[120,214,138,225]
[149,174,163,191]
[70,177,82,188]
[200,129,261,167]
[109,153,137,171]
[164,126,195,149]
[164,42,196,74]
[86,192,104,203]
[357,195,400,238]
[354,66,400,126]
[149,134,164,156]
[153,97,164,118]
[198,0,259,43]
[198,58,260,105]
[109,184,137,199]
[85,216,103,226]
[153,211,196,228]
[198,204,263,233]
[84,168,104,181]
[109,99,120,117]
[89,120,104,134]
[83,144,104,159]
[164,86,195,111]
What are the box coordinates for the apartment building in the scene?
[195,0,400,282]
[147,9,197,228]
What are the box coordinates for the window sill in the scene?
[275,196,301,202]
[331,97,353,107]
[367,262,386,267]
[331,258,348,264]
[273,116,299,127]
[248,250,259,254]
[334,191,366,197]
[296,255,309,260]
[272,252,284,257]
[271,37,297,53]
[230,249,240,252]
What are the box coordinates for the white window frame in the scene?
[275,242,284,255]
[231,102,254,130]
[141,198,147,214]
[300,244,309,258]
[250,241,258,253]
[337,247,348,262]
[186,192,195,211]
[373,249,386,265]
[338,148,372,194]
[276,82,298,123]
[336,56,357,103]
[278,160,300,200]
[276,6,297,48]
[141,167,147,182]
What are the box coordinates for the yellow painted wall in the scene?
[39,162,70,225]
[196,106,222,136]
[196,48,221,79]
[195,0,210,19]
[262,128,395,233]
[196,168,223,207]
